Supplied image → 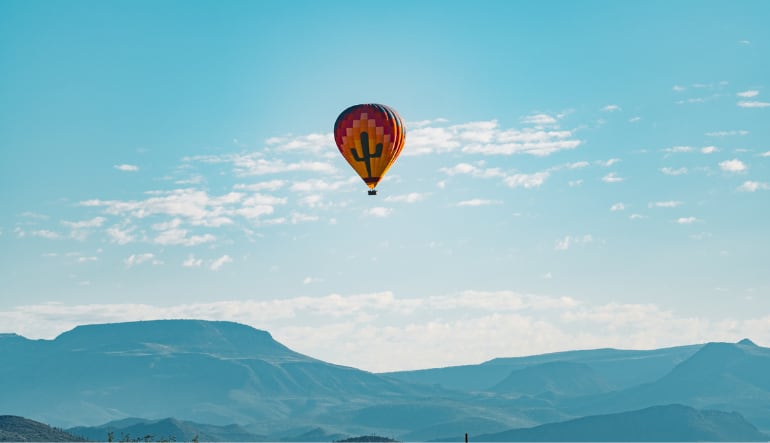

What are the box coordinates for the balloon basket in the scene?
[368,190,377,196]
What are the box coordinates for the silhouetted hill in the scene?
[490,361,613,397]
[468,404,768,441]
[69,417,263,442]
[569,340,770,431]
[0,415,87,442]
[335,435,399,442]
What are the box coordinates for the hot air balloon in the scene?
[334,104,406,195]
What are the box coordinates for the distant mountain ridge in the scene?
[490,361,613,397]
[2,319,769,441]
[385,344,702,392]
[467,404,769,442]
[68,417,263,442]
[563,339,770,430]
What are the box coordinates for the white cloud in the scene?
[737,101,770,108]
[289,177,358,193]
[30,230,60,240]
[234,180,286,191]
[601,172,624,183]
[77,256,98,263]
[760,151,770,157]
[663,146,694,154]
[649,201,683,208]
[62,217,106,229]
[189,153,337,176]
[290,212,319,224]
[568,179,583,187]
[676,217,699,225]
[385,193,429,203]
[719,159,747,172]
[690,232,712,241]
[700,146,718,154]
[210,255,232,271]
[82,188,287,230]
[596,158,621,167]
[440,163,504,178]
[610,203,626,212]
[406,120,581,157]
[676,97,710,105]
[737,90,759,98]
[504,172,549,188]
[601,105,621,112]
[628,117,641,123]
[461,130,581,156]
[739,40,751,45]
[660,167,688,176]
[564,161,590,169]
[554,234,593,251]
[182,254,203,267]
[19,212,49,220]
[408,118,449,128]
[114,164,139,172]
[405,126,463,155]
[520,113,557,125]
[672,85,686,92]
[106,225,136,245]
[456,199,502,207]
[153,227,216,246]
[265,132,334,153]
[737,181,770,192]
[629,214,647,220]
[296,194,326,209]
[365,207,392,217]
[124,253,161,267]
[705,130,749,137]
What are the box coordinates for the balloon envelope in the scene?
[333,104,406,191]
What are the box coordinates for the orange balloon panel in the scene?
[333,104,406,190]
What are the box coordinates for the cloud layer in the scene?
[2,291,767,372]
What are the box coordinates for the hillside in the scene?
[566,340,770,431]
[0,415,87,442]
[490,361,613,397]
[69,417,263,442]
[468,404,768,441]
[0,320,500,437]
[384,344,701,392]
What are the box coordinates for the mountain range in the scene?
[465,404,767,442]
[1,319,768,441]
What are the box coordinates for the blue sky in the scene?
[1,0,769,372]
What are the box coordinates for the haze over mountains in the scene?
[1,320,768,441]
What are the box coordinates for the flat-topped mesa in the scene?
[52,319,308,361]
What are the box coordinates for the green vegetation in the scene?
[335,435,400,443]
[0,415,87,442]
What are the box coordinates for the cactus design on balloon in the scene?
[351,131,383,180]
